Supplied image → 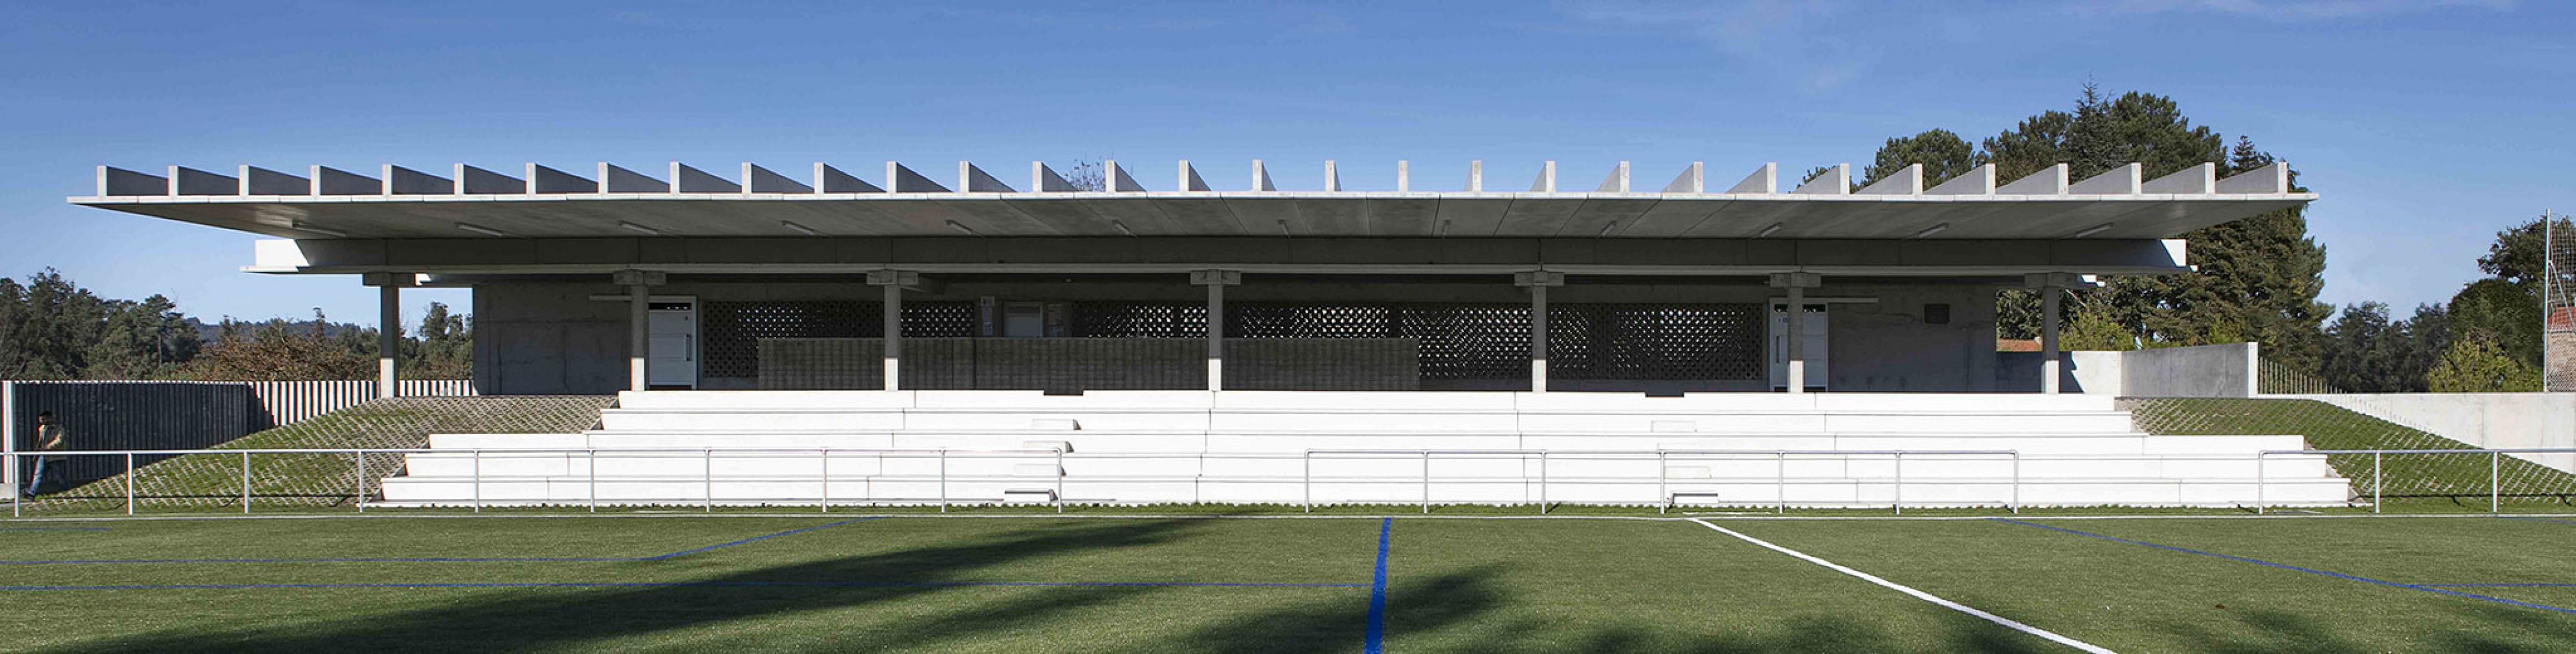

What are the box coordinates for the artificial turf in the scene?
[0,514,2570,652]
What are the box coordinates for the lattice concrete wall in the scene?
[757,338,1419,391]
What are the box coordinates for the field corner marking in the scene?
[1687,518,2114,654]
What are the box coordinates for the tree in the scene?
[2060,295,2140,351]
[2427,333,2540,392]
[182,310,378,381]
[1860,129,1980,189]
[2448,278,2541,369]
[406,301,473,379]
[1057,159,1107,192]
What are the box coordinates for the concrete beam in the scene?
[1727,163,1777,194]
[601,164,669,193]
[673,163,740,193]
[1529,161,1557,193]
[1107,160,1145,192]
[1663,162,1704,193]
[171,166,237,196]
[1032,162,1077,192]
[240,166,308,196]
[1793,164,1848,195]
[1768,271,1823,288]
[1928,164,1996,195]
[2069,163,2141,195]
[2217,162,2290,194]
[2144,162,2214,194]
[527,164,598,194]
[816,164,880,193]
[746,164,813,194]
[384,165,453,195]
[1998,164,2067,195]
[1251,159,1277,192]
[1856,164,1921,196]
[956,162,1013,193]
[455,164,525,195]
[1179,161,1211,191]
[312,166,381,196]
[1595,161,1631,193]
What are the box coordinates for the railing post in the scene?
[588,448,599,514]
[1656,451,1669,515]
[11,452,20,517]
[353,450,366,513]
[241,451,253,514]
[2010,452,2021,515]
[2372,451,2382,514]
[1776,451,1787,515]
[819,448,831,514]
[1421,451,1431,515]
[938,449,948,513]
[125,452,136,515]
[1893,452,1903,516]
[703,448,714,513]
[2255,452,2265,515]
[1537,451,1548,515]
[2492,450,2502,514]
[1055,448,1066,514]
[1302,451,1312,514]
[472,449,483,513]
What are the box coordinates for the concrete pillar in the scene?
[1770,272,1823,394]
[612,271,667,392]
[2042,287,2063,394]
[1192,270,1241,391]
[1516,271,1566,393]
[867,270,920,391]
[362,273,413,398]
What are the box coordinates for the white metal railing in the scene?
[2256,447,2576,515]
[0,445,2384,517]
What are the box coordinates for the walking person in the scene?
[23,411,65,498]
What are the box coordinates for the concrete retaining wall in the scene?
[2270,393,2576,473]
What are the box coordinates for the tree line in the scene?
[0,269,470,381]
[1849,83,2552,392]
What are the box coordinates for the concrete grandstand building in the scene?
[70,158,2348,508]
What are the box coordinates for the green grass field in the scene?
[2,514,2572,653]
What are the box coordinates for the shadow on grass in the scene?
[2149,602,2576,654]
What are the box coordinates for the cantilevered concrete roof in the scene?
[71,159,2311,241]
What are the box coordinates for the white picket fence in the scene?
[246,380,476,427]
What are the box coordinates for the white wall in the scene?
[2270,393,2576,473]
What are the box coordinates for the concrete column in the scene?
[378,283,400,398]
[883,282,903,391]
[1786,285,1805,394]
[1515,271,1566,393]
[2042,287,2063,394]
[612,271,666,392]
[1192,271,1241,391]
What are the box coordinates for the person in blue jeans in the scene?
[23,411,64,498]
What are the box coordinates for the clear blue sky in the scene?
[1,1,2564,331]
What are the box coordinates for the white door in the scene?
[647,300,698,389]
[1767,301,1828,390]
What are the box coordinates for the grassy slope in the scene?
[2125,397,2576,504]
[32,396,612,510]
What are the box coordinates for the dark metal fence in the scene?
[8,382,251,487]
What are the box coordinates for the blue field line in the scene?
[1993,518,2576,615]
[1364,517,1391,654]
[0,579,1369,593]
[0,518,876,566]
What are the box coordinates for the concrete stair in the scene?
[377,391,2354,508]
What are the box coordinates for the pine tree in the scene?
[1860,129,1981,188]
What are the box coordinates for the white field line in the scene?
[9,511,2576,526]
[1688,518,2114,654]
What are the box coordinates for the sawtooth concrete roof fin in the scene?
[1251,159,1276,191]
[455,164,524,195]
[1178,160,1212,191]
[171,166,237,196]
[1998,164,2068,195]
[1324,160,1342,192]
[1727,163,1776,194]
[1467,161,1484,193]
[672,163,739,193]
[313,166,380,195]
[1397,161,1410,192]
[2069,162,2142,195]
[1530,161,1557,192]
[815,164,878,193]
[1031,162,1077,192]
[955,162,1012,193]
[2144,162,2215,194]
[1663,162,1704,193]
[1928,164,1996,195]
[1793,164,1849,195]
[1597,161,1631,193]
[885,162,946,193]
[527,164,597,194]
[746,163,812,194]
[97,166,168,196]
[601,164,668,193]
[240,166,307,196]
[2217,162,2290,194]
[1106,159,1145,192]
[1856,164,1921,196]
[384,165,453,194]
